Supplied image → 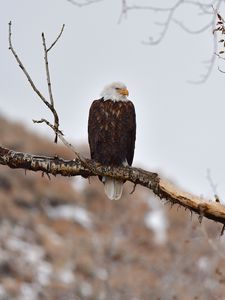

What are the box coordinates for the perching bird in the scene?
[88,82,136,200]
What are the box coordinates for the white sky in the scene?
[1,0,225,200]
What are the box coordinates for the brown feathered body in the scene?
[88,98,136,169]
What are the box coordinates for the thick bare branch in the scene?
[1,145,225,228]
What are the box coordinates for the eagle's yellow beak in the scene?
[119,88,129,96]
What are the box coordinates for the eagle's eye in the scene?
[115,87,120,90]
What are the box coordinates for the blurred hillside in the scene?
[0,115,225,300]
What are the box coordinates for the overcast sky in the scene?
[1,0,225,200]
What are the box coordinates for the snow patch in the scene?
[0,285,8,299]
[46,205,92,229]
[73,176,86,192]
[95,268,108,281]
[57,268,75,284]
[197,256,210,272]
[37,261,53,286]
[19,283,37,300]
[6,237,45,264]
[144,196,169,245]
[80,282,93,297]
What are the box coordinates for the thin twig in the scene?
[120,0,223,83]
[32,118,97,173]
[201,221,225,258]
[218,66,225,72]
[206,168,220,201]
[130,183,137,194]
[221,224,225,235]
[66,0,103,7]
[42,33,55,107]
[142,1,182,46]
[173,18,213,34]
[33,118,81,159]
[41,29,62,142]
[188,7,219,84]
[41,25,65,142]
[47,24,65,52]
[67,0,224,83]
[215,52,225,60]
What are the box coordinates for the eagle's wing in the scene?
[88,99,102,160]
[125,101,136,166]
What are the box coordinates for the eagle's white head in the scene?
[100,82,129,101]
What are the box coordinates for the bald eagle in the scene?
[88,82,136,200]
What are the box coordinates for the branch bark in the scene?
[1,146,225,228]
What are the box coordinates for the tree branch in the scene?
[213,9,225,73]
[8,22,64,143]
[32,118,92,171]
[47,24,65,52]
[68,0,224,83]
[1,145,225,228]
[41,25,65,142]
[8,22,98,175]
[122,0,223,83]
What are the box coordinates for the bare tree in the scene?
[67,0,225,83]
[1,22,225,233]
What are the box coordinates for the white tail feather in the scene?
[104,177,123,200]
